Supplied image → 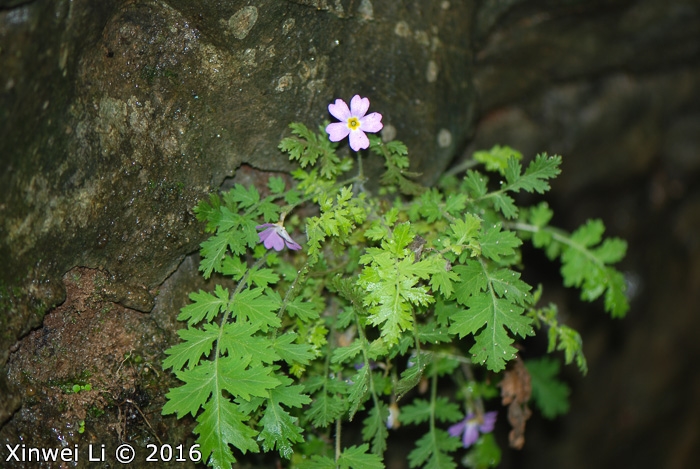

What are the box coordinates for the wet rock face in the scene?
[0,0,474,371]
[0,268,189,465]
[1,0,699,465]
[472,0,700,110]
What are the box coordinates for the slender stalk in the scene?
[335,416,342,465]
[429,367,438,431]
[273,263,309,325]
[508,221,606,268]
[443,158,479,178]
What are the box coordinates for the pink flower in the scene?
[448,411,497,448]
[325,95,383,151]
[256,223,302,251]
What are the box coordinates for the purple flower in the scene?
[325,95,383,151]
[256,223,302,251]
[448,411,497,448]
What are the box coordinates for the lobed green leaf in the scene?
[526,357,570,419]
[163,324,219,371]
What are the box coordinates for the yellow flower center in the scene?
[347,117,360,130]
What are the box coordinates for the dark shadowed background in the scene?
[1,0,699,467]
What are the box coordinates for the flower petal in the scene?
[326,122,351,142]
[462,422,480,448]
[348,129,369,151]
[349,95,370,118]
[479,411,498,433]
[328,99,351,121]
[264,231,285,251]
[277,227,302,251]
[359,112,383,133]
[285,239,302,250]
[257,227,276,243]
[448,421,466,438]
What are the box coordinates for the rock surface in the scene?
[1,0,473,430]
[1,0,700,467]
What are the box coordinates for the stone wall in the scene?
[1,0,699,466]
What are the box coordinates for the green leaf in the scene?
[400,257,435,282]
[594,237,628,264]
[194,193,222,232]
[305,375,347,427]
[220,322,278,364]
[221,255,247,280]
[605,268,628,318]
[229,183,260,209]
[444,193,468,216]
[272,333,315,366]
[338,444,385,469]
[195,395,259,468]
[434,397,462,423]
[529,201,553,228]
[435,298,462,327]
[473,145,522,175]
[268,176,286,194]
[305,187,367,261]
[231,288,281,332]
[362,402,389,455]
[528,202,554,250]
[465,433,501,469]
[399,398,431,425]
[453,261,488,305]
[257,379,310,460]
[284,188,302,205]
[488,268,532,306]
[462,170,488,198]
[199,235,229,278]
[248,267,280,289]
[418,189,443,223]
[373,137,424,196]
[408,429,460,469]
[219,356,280,401]
[448,214,482,259]
[451,294,532,371]
[365,221,389,241]
[450,260,533,372]
[395,352,430,398]
[258,199,282,221]
[280,122,346,179]
[526,357,570,419]
[286,296,321,321]
[504,154,561,194]
[390,222,416,253]
[163,361,216,418]
[359,246,435,345]
[258,399,303,458]
[479,224,522,263]
[177,285,229,326]
[491,193,518,219]
[553,324,588,374]
[559,220,629,317]
[272,377,312,409]
[416,322,452,345]
[384,140,408,157]
[347,365,370,419]
[331,338,364,364]
[305,455,336,469]
[163,324,218,371]
[431,354,461,377]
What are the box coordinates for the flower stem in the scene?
[443,158,479,178]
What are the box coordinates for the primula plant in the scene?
[162,95,628,468]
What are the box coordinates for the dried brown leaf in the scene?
[499,355,532,449]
